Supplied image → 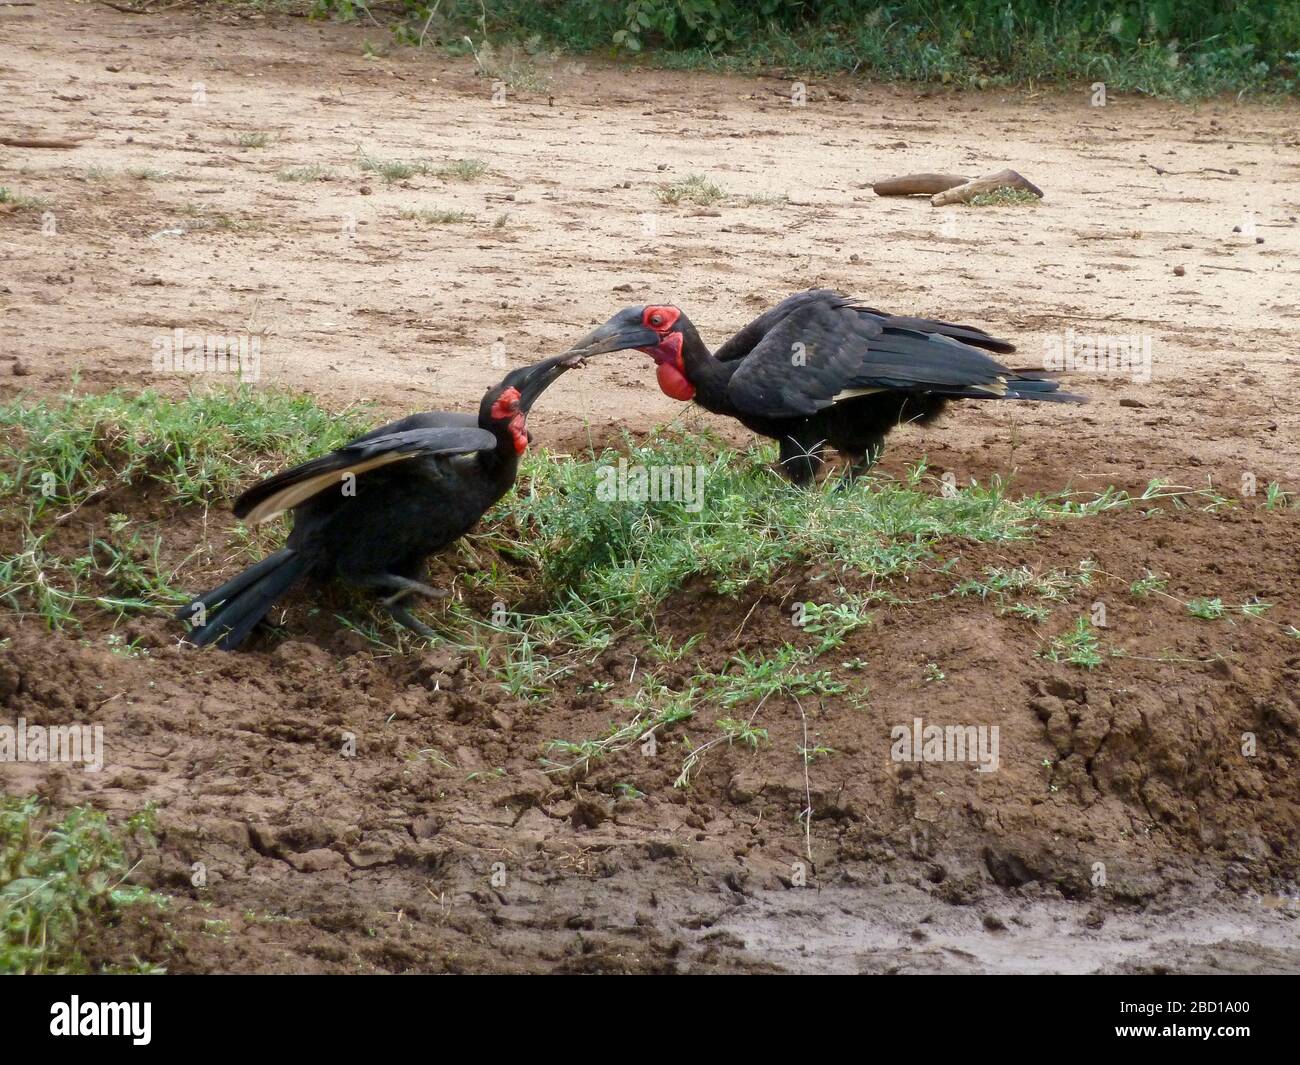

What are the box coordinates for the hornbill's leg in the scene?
[778,431,827,487]
[344,573,445,638]
[347,572,450,606]
[385,602,438,639]
[840,436,886,486]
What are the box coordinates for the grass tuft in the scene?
[656,174,725,206]
[0,797,167,975]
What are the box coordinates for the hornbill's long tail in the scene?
[176,548,310,650]
[1002,373,1088,403]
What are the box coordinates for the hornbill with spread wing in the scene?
[177,353,582,649]
[566,289,1085,485]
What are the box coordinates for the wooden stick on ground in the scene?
[873,168,1044,205]
[0,134,95,149]
[930,168,1043,205]
[872,173,968,197]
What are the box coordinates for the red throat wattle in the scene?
[656,359,694,401]
[637,312,694,401]
[508,414,528,454]
[490,387,529,454]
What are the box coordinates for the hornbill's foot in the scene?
[351,573,449,605]
[777,435,827,488]
[379,581,449,608]
[837,449,882,488]
[384,602,438,639]
[777,454,824,488]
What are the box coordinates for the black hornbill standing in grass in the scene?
[565,289,1086,485]
[177,353,582,650]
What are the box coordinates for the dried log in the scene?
[930,168,1043,206]
[872,173,968,197]
[0,134,95,149]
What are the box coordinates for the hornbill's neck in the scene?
[678,319,740,413]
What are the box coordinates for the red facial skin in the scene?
[490,387,530,454]
[638,306,694,401]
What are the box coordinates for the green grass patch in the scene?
[231,131,274,149]
[0,187,48,211]
[317,1,1300,98]
[1039,616,1106,669]
[0,386,370,627]
[436,158,488,182]
[398,207,474,224]
[277,164,339,182]
[968,188,1040,207]
[1,797,167,975]
[357,150,433,182]
[656,174,725,207]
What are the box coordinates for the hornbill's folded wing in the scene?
[714,289,1015,363]
[857,311,1016,356]
[725,299,1031,419]
[233,425,497,525]
[346,410,481,444]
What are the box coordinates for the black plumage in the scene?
[177,353,580,649]
[567,289,1085,485]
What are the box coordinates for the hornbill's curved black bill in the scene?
[515,351,587,410]
[562,314,659,359]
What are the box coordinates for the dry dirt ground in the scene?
[2,3,1300,973]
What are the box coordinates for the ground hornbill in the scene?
[177,353,582,650]
[566,289,1085,485]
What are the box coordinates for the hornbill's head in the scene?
[481,352,584,454]
[564,305,695,401]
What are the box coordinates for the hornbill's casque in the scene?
[566,289,1086,485]
[177,353,582,650]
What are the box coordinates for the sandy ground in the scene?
[2,3,1299,974]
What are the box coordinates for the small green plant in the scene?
[716,717,769,750]
[955,564,1079,602]
[495,636,570,700]
[968,188,1039,207]
[0,187,48,211]
[713,646,846,708]
[398,207,473,225]
[1,798,166,975]
[357,150,432,182]
[922,661,945,683]
[1262,482,1290,509]
[124,167,174,182]
[798,597,872,652]
[436,158,488,182]
[656,174,724,206]
[797,744,836,764]
[231,131,273,149]
[1130,571,1168,599]
[1007,602,1050,623]
[543,680,698,776]
[1187,597,1226,620]
[466,768,506,782]
[1040,617,1104,669]
[277,164,338,182]
[645,633,704,662]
